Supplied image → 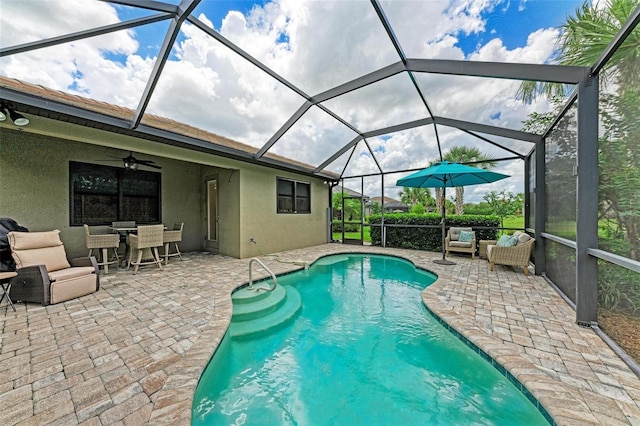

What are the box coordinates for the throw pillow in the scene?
[496,234,517,247]
[458,230,474,243]
[516,233,532,245]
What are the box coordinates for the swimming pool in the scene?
[192,253,551,425]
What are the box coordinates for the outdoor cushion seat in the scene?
[8,230,99,305]
[487,233,535,276]
[48,266,96,281]
[445,227,476,260]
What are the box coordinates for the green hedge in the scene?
[369,213,500,251]
[331,220,361,233]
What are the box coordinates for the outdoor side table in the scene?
[479,240,497,260]
[0,271,18,312]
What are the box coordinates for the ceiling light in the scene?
[124,159,138,170]
[8,109,29,126]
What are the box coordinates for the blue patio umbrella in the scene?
[396,161,510,265]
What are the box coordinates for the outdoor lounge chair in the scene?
[487,232,535,275]
[7,230,99,305]
[445,227,476,260]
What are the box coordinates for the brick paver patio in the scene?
[1,244,639,425]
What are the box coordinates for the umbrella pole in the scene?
[433,184,456,265]
[441,210,446,260]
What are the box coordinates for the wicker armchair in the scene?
[445,227,476,260]
[162,222,184,265]
[8,230,99,305]
[127,225,164,274]
[84,225,120,274]
[487,238,535,276]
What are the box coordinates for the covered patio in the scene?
[1,245,639,425]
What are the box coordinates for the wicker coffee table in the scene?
[479,240,497,260]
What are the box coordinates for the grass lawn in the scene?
[502,216,525,231]
[333,227,371,243]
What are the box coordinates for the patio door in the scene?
[206,177,219,253]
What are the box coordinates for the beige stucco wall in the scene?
[1,127,330,260]
[237,166,329,258]
[0,129,203,259]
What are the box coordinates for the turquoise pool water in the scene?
[192,254,550,425]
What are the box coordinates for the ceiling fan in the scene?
[103,151,162,170]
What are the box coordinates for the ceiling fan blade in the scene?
[140,162,162,169]
[138,159,161,166]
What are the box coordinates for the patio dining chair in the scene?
[162,222,184,265]
[127,225,164,274]
[84,225,120,274]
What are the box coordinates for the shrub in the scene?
[369,213,500,251]
[409,204,426,215]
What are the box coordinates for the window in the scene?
[277,178,310,214]
[70,161,161,225]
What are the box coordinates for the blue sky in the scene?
[456,0,582,54]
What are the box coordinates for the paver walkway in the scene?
[1,244,639,425]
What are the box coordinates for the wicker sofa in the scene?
[487,232,535,275]
[8,230,99,305]
[445,227,476,260]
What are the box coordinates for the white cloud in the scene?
[0,0,573,202]
[0,0,144,104]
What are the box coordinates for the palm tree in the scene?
[517,0,640,104]
[443,146,496,215]
[399,187,435,211]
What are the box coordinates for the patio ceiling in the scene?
[0,0,591,186]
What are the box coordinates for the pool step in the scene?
[229,284,301,338]
[231,281,275,304]
[232,284,287,321]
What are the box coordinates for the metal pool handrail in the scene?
[248,258,278,292]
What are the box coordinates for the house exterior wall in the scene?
[201,167,242,258]
[0,128,329,260]
[0,129,203,259]
[238,166,329,258]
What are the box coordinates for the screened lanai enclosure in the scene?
[1,0,640,370]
